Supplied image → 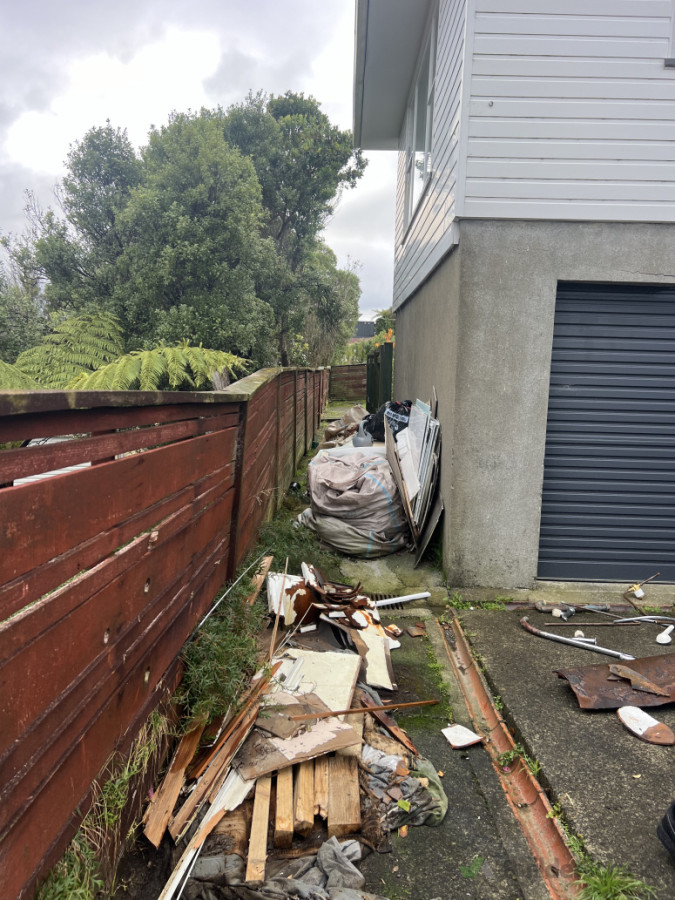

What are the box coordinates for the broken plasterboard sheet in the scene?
[256,692,331,740]
[395,427,420,501]
[276,649,361,719]
[441,724,484,749]
[233,717,361,780]
[266,573,308,626]
[351,629,397,691]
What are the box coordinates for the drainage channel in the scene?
[436,616,580,900]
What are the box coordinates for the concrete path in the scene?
[340,553,675,900]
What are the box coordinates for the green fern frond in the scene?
[138,350,165,391]
[0,358,43,390]
[15,311,124,389]
[67,344,248,392]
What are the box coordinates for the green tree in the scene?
[4,97,365,369]
[222,92,366,271]
[299,247,360,366]
[31,123,142,313]
[114,111,277,362]
[0,263,47,362]
[222,92,365,362]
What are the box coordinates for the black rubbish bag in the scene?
[363,401,411,442]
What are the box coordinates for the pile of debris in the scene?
[144,560,447,900]
[298,399,443,563]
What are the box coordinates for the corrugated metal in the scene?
[538,282,675,581]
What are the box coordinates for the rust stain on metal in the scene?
[437,618,580,900]
[555,655,675,710]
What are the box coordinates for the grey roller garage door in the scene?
[538,282,675,582]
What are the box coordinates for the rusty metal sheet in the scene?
[555,654,675,709]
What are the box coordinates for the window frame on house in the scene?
[403,7,438,232]
[666,1,675,66]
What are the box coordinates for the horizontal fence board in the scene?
[329,365,367,401]
[2,427,237,585]
[0,461,233,623]
[0,401,235,444]
[0,411,237,483]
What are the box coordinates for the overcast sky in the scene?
[0,0,396,314]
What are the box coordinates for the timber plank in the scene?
[214,800,253,858]
[2,428,237,584]
[274,767,294,848]
[143,721,205,848]
[313,756,329,819]
[327,757,361,838]
[293,760,314,837]
[246,776,272,882]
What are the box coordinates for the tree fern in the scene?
[15,311,124,388]
[68,343,247,391]
[0,358,42,390]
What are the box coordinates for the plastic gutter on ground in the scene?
[437,616,581,900]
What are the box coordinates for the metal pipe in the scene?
[520,617,635,660]
[374,591,431,607]
[614,615,675,625]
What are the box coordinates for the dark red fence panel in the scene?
[0,368,327,899]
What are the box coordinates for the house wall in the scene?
[395,219,675,587]
[461,0,675,220]
[394,0,466,308]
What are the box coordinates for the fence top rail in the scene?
[0,367,327,418]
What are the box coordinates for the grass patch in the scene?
[576,860,655,900]
[496,742,541,777]
[178,571,265,727]
[550,812,655,900]
[444,592,507,611]
[36,710,171,900]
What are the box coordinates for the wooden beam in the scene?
[274,767,294,849]
[293,760,315,837]
[245,776,272,882]
[213,800,253,858]
[143,720,205,848]
[245,556,274,606]
[313,756,329,820]
[359,691,418,757]
[327,756,361,838]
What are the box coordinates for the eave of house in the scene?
[353,0,433,150]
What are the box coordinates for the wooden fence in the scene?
[328,364,367,403]
[0,366,329,900]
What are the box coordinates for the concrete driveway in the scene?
[339,553,675,900]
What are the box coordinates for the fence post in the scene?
[227,400,249,579]
[379,341,394,406]
[275,373,282,509]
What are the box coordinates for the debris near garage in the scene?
[297,399,443,564]
[144,560,447,900]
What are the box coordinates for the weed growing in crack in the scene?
[576,861,655,900]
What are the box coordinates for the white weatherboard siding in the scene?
[461,0,675,220]
[394,0,466,309]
